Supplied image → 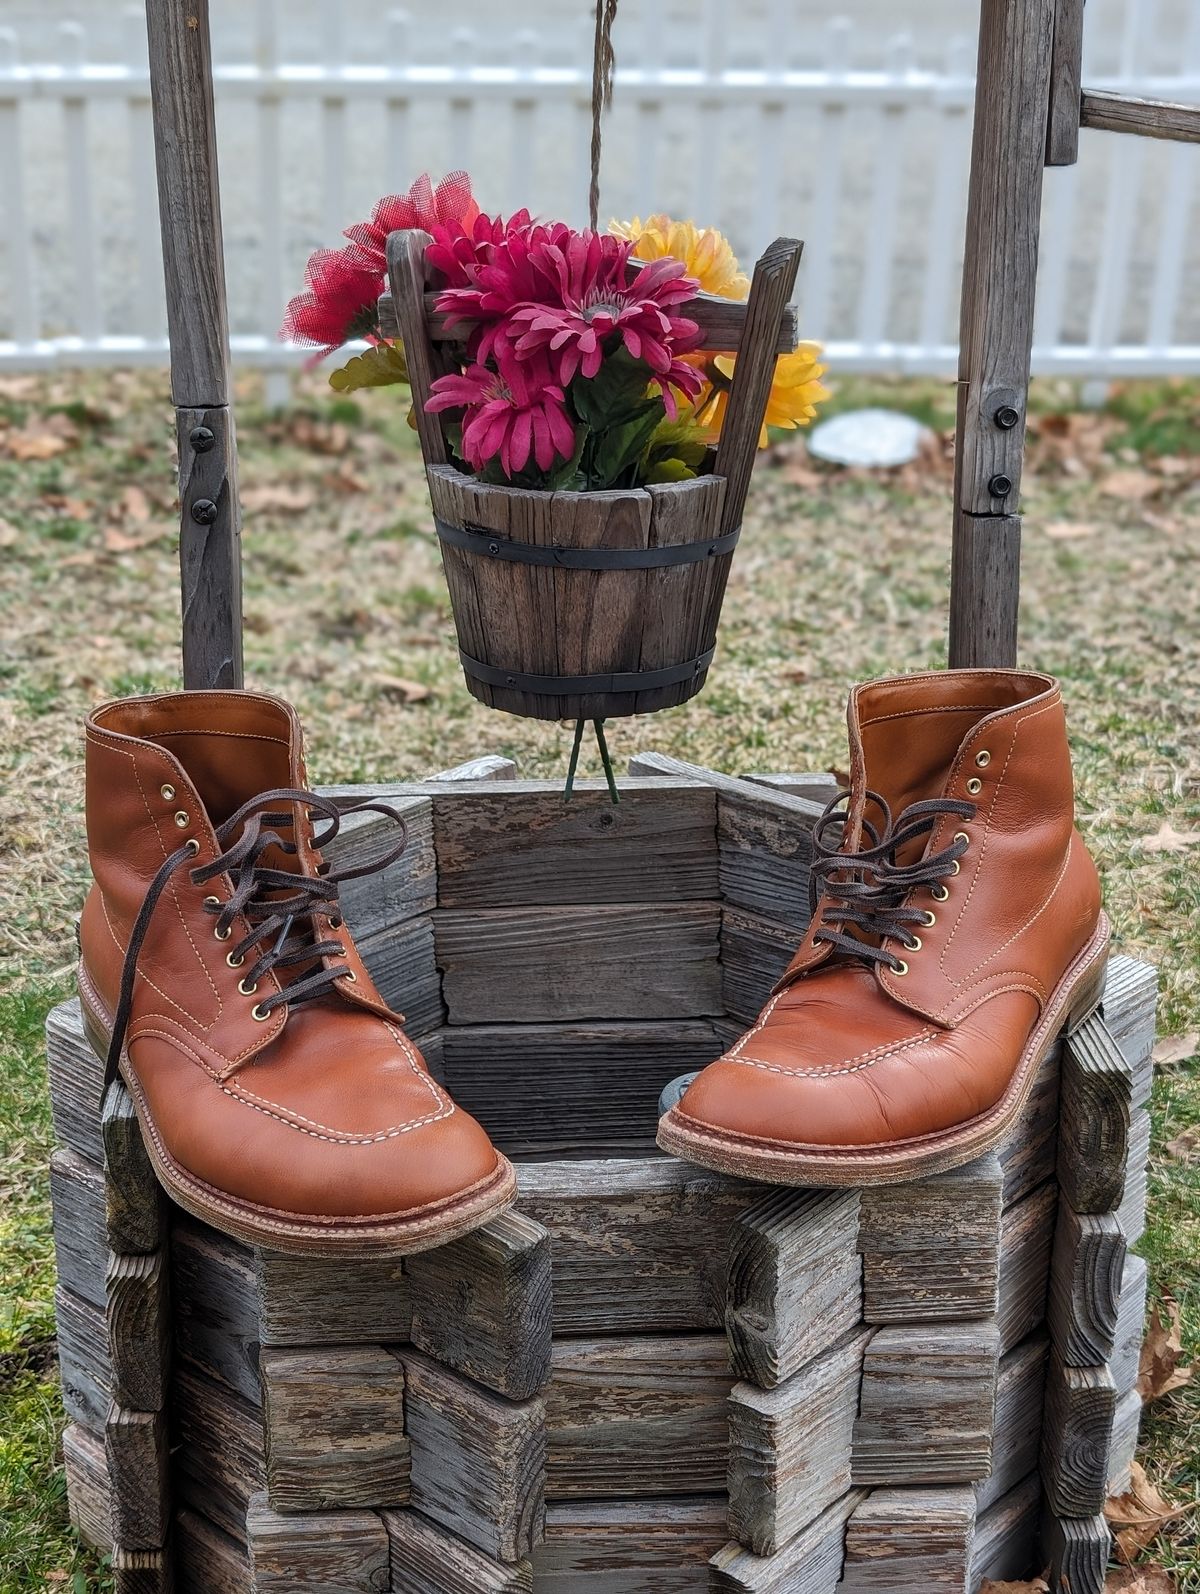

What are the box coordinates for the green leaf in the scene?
[644,456,698,484]
[328,340,410,394]
[545,427,587,490]
[591,403,665,490]
[570,347,658,432]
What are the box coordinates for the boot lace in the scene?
[104,788,408,1084]
[807,788,977,973]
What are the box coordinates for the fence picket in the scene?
[320,0,347,245]
[510,31,539,216]
[856,34,914,348]
[449,28,475,173]
[123,6,161,343]
[917,36,973,352]
[385,11,412,186]
[60,23,102,344]
[798,17,852,341]
[0,29,40,347]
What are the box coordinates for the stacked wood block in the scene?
[46,764,1157,1591]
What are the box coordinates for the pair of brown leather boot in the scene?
[79,670,1108,1256]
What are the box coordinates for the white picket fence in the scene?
[1,0,1198,392]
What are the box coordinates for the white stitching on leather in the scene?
[730,1026,938,1078]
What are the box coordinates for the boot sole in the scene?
[656,913,1112,1187]
[78,971,517,1257]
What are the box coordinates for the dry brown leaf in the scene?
[321,467,368,495]
[1165,1126,1199,1162]
[1137,1296,1195,1405]
[978,1580,1049,1593]
[1100,468,1161,500]
[119,484,152,523]
[4,426,75,460]
[241,484,315,515]
[1044,520,1097,540]
[102,524,166,554]
[1138,821,1200,853]
[1105,1564,1178,1592]
[0,518,17,547]
[369,674,432,705]
[1105,1461,1191,1561]
[41,493,91,518]
[1153,1031,1198,1069]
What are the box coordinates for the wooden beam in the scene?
[144,0,243,687]
[1045,0,1086,165]
[1081,88,1200,143]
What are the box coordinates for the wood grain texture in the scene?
[728,1328,870,1556]
[970,1472,1042,1589]
[721,907,798,1026]
[47,998,105,1162]
[1047,1204,1126,1367]
[1040,1354,1117,1517]
[977,1332,1049,1513]
[107,1249,171,1412]
[997,1181,1058,1354]
[996,1041,1061,1208]
[636,476,730,712]
[1058,1010,1134,1213]
[1110,1253,1149,1398]
[323,795,436,941]
[442,1020,727,1161]
[50,1146,108,1309]
[1117,1108,1152,1244]
[101,1081,166,1255]
[175,1509,251,1594]
[710,1489,866,1593]
[431,782,718,907]
[106,1404,170,1550]
[534,1499,727,1592]
[407,1210,553,1400]
[353,914,444,1036]
[387,230,448,464]
[852,1322,1001,1486]
[402,1349,546,1561]
[1080,88,1200,142]
[172,1218,261,1403]
[726,1188,863,1389]
[948,508,1022,669]
[1045,0,1085,164]
[383,1508,533,1593]
[1101,955,1157,1101]
[56,1285,112,1432]
[1039,1508,1110,1594]
[840,1486,976,1592]
[111,1546,173,1594]
[859,1153,1003,1323]
[261,1345,410,1512]
[246,1490,391,1591]
[436,903,722,1024]
[740,772,840,806]
[545,1335,731,1499]
[63,1422,113,1554]
[1107,1385,1143,1496]
[176,403,243,688]
[429,754,519,782]
[257,1247,407,1349]
[516,1158,757,1334]
[173,1366,266,1540]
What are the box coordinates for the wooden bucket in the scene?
[384,228,805,722]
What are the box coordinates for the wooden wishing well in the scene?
[49,754,1157,1592]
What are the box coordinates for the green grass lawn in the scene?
[0,367,1197,1590]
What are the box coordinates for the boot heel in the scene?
[77,970,114,1064]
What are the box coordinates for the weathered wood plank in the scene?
[407,1210,552,1400]
[102,1080,166,1255]
[1040,1355,1117,1518]
[172,1218,260,1403]
[56,1285,112,1432]
[534,1499,726,1592]
[432,783,718,907]
[111,1546,173,1594]
[175,1509,251,1594]
[546,1335,730,1499]
[949,509,1022,669]
[46,998,105,1163]
[174,1366,266,1540]
[107,1249,171,1412]
[441,1020,727,1161]
[436,903,723,1024]
[429,754,519,783]
[1045,0,1085,164]
[1110,1254,1149,1398]
[970,1472,1041,1590]
[1058,1011,1134,1213]
[721,907,797,1027]
[840,1486,976,1591]
[977,1332,1048,1513]
[1080,88,1200,143]
[63,1421,112,1554]
[859,1154,1003,1324]
[1102,955,1157,1102]
[174,402,243,687]
[741,772,839,806]
[106,1404,170,1550]
[726,1188,863,1390]
[996,1041,1060,1208]
[323,795,436,941]
[1039,1508,1110,1594]
[354,914,444,1036]
[387,229,448,464]
[1047,1205,1126,1367]
[50,1146,108,1310]
[246,1490,391,1591]
[383,1508,533,1593]
[402,1349,546,1562]
[852,1323,1001,1485]
[1107,1385,1142,1496]
[257,1248,410,1349]
[728,1328,870,1556]
[709,1489,867,1593]
[517,1159,756,1335]
[260,1346,410,1512]
[1117,1107,1152,1245]
[997,1181,1057,1354]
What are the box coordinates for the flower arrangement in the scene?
[283,172,829,493]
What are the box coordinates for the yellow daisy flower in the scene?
[611,214,751,301]
[697,344,831,449]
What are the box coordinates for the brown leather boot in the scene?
[658,669,1109,1185]
[79,689,515,1254]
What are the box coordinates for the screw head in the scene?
[994,405,1020,430]
[488,541,500,555]
[188,425,215,452]
[988,474,1013,498]
[191,498,219,525]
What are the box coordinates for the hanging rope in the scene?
[589,0,620,229]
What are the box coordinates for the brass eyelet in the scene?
[174,810,190,828]
[184,838,200,856]
[931,882,950,901]
[921,909,937,927]
[966,777,983,796]
[953,831,970,848]
[203,895,221,908]
[238,977,258,997]
[905,934,923,953]
[327,915,343,930]
[340,968,357,984]
[160,783,176,801]
[975,750,991,768]
[214,924,232,942]
[251,1002,273,1022]
[892,960,909,977]
[226,950,244,968]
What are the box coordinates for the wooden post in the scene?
[145,0,244,688]
[948,0,1056,667]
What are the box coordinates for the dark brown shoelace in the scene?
[808,788,977,973]
[104,788,408,1085]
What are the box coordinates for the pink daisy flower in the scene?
[426,209,539,291]
[426,349,576,479]
[344,171,480,273]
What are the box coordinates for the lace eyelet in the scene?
[948,859,961,876]
[174,810,190,829]
[953,831,970,848]
[203,895,221,908]
[251,1002,273,1022]
[340,968,357,984]
[214,923,232,942]
[184,838,200,856]
[226,950,244,968]
[238,977,258,997]
[892,960,909,977]
[160,783,176,801]
[975,750,991,768]
[931,883,950,901]
[921,909,937,926]
[966,777,983,796]
[905,933,923,952]
[327,915,343,930]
